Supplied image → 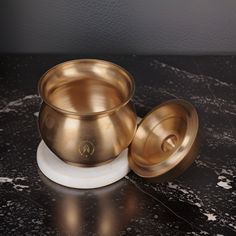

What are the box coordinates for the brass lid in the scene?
[128,99,199,182]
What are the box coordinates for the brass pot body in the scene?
[38,59,137,166]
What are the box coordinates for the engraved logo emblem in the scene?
[79,141,95,158]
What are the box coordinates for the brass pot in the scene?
[38,59,137,166]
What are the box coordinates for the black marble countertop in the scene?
[0,55,235,236]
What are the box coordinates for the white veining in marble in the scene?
[0,177,29,191]
[0,94,40,113]
[203,213,217,221]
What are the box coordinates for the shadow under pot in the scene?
[38,59,137,166]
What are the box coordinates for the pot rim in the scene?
[38,59,135,117]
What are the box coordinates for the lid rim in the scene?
[128,99,199,180]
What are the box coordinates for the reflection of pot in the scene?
[39,172,139,236]
[38,59,137,166]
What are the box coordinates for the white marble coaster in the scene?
[37,141,130,189]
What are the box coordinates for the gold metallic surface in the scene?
[128,99,199,181]
[38,59,137,166]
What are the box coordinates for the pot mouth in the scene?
[38,59,135,117]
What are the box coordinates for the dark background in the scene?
[1,0,236,54]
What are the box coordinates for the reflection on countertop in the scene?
[39,171,140,236]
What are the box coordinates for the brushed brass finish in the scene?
[38,59,137,166]
[128,100,199,181]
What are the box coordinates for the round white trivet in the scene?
[37,141,130,189]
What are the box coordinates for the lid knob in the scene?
[161,134,177,152]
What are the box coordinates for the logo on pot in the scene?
[79,141,95,158]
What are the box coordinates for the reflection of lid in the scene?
[129,99,199,181]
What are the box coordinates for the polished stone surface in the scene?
[0,55,235,235]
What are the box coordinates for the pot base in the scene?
[37,141,130,189]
